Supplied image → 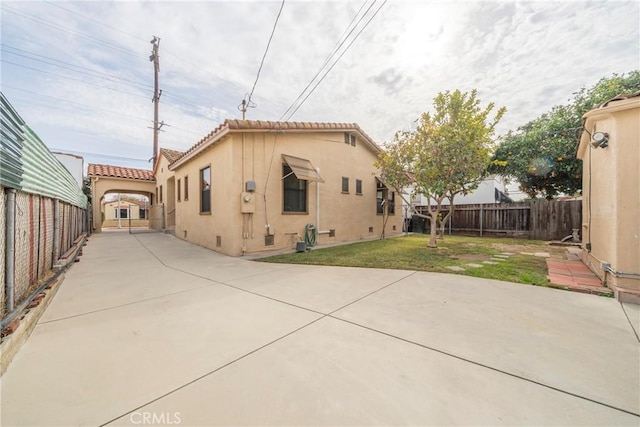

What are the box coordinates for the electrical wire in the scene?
[2,4,145,61]
[1,45,152,90]
[44,1,148,43]
[281,0,388,122]
[278,0,374,121]
[40,1,246,98]
[1,59,150,100]
[246,0,286,106]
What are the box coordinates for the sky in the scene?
[1,0,639,171]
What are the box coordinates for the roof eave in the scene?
[170,127,230,170]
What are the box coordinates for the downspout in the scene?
[5,189,16,313]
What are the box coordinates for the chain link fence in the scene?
[1,188,89,321]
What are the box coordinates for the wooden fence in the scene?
[412,200,582,241]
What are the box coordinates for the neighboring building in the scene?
[577,92,640,303]
[52,152,84,189]
[87,164,155,231]
[157,119,403,256]
[103,200,144,221]
[402,174,522,227]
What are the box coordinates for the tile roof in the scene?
[88,164,155,181]
[159,148,184,163]
[597,90,640,108]
[171,119,380,167]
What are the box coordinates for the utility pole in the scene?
[150,36,161,168]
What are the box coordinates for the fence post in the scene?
[5,189,16,313]
[479,204,483,237]
[53,199,60,262]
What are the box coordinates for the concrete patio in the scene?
[1,231,639,426]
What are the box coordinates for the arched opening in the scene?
[100,191,152,231]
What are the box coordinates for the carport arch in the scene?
[88,165,156,233]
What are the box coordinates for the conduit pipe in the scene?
[5,189,16,313]
[315,167,330,235]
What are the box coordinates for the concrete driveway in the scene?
[2,231,639,426]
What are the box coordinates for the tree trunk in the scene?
[428,214,438,247]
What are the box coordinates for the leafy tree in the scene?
[491,71,640,199]
[377,89,505,247]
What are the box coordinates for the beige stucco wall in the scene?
[171,130,403,256]
[578,97,640,302]
[90,176,155,232]
[153,155,175,230]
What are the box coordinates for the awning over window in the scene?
[282,154,325,182]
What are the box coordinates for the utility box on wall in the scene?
[240,192,255,213]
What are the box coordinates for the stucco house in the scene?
[155,119,403,256]
[577,92,640,303]
[103,200,145,221]
[152,148,184,230]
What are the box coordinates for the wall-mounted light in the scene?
[590,131,609,149]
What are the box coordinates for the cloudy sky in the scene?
[2,0,638,170]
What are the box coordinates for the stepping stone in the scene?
[482,261,499,265]
[446,266,466,271]
[520,252,535,256]
[500,252,515,256]
[534,252,551,258]
[466,263,484,268]
[490,258,505,262]
[494,254,510,258]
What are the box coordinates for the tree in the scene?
[377,89,506,247]
[491,71,640,199]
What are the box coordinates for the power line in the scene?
[1,45,151,90]
[247,0,286,106]
[281,0,388,122]
[1,59,150,100]
[7,88,208,139]
[40,0,245,98]
[49,148,149,164]
[44,1,148,43]
[2,4,145,61]
[278,0,374,121]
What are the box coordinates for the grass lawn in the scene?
[256,234,567,286]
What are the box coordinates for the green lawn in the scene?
[256,234,567,286]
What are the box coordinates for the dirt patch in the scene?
[490,242,566,259]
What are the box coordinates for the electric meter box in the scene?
[241,192,256,213]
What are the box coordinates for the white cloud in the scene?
[1,0,638,169]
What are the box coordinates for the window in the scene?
[116,208,128,219]
[283,164,307,213]
[341,177,349,193]
[200,166,211,214]
[344,132,356,146]
[184,176,189,200]
[356,179,362,195]
[376,189,384,214]
[139,208,147,219]
[388,192,395,215]
[177,179,181,202]
[159,185,163,203]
